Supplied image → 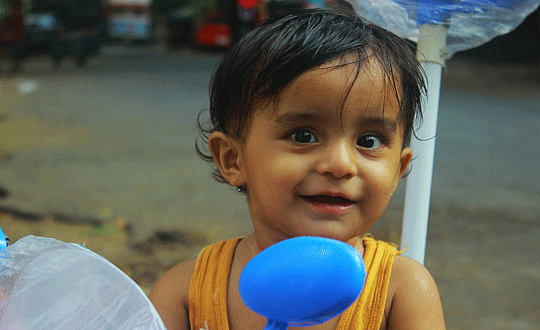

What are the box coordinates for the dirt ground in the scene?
[2,201,539,330]
[1,55,539,329]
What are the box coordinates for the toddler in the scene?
[150,9,446,330]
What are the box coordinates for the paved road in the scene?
[1,45,252,240]
[1,44,539,329]
[1,44,538,236]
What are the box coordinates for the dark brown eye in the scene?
[357,135,382,149]
[291,129,317,144]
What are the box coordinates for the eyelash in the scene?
[357,134,386,150]
[287,128,387,150]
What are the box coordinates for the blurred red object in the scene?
[194,12,232,49]
[238,0,258,9]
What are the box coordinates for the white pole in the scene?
[401,24,447,264]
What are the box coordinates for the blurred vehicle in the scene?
[24,11,62,51]
[51,29,101,69]
[21,8,101,70]
[102,0,153,42]
[165,7,194,49]
[194,11,232,49]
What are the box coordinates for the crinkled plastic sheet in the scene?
[346,0,540,57]
[0,236,166,330]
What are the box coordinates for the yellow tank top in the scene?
[188,235,399,330]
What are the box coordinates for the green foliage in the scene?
[31,0,98,12]
[153,0,218,15]
[152,0,190,14]
[185,0,217,15]
[1,0,33,17]
[29,0,215,15]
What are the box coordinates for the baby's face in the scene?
[237,58,412,244]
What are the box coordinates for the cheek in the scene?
[265,155,307,188]
[365,160,399,194]
[364,162,398,215]
[245,149,301,186]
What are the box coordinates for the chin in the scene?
[291,225,357,243]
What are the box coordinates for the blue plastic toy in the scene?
[0,227,8,251]
[239,236,366,330]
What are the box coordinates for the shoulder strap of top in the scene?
[336,235,400,330]
[188,237,243,330]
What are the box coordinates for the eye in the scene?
[290,129,317,144]
[357,134,383,149]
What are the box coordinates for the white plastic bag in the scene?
[346,0,540,57]
[0,236,166,330]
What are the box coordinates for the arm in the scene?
[386,255,446,330]
[149,259,196,330]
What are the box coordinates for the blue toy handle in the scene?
[263,319,289,330]
[0,227,8,251]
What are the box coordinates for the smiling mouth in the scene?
[301,195,355,206]
[300,195,356,216]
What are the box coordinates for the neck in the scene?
[240,232,365,263]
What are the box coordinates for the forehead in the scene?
[268,57,402,122]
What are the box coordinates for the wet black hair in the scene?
[197,9,425,184]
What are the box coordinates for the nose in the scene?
[316,140,357,179]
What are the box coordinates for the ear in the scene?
[208,132,246,187]
[395,147,413,188]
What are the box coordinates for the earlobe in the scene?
[208,132,246,187]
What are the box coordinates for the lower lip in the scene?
[303,199,355,216]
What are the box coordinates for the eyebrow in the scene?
[360,117,398,133]
[274,111,398,133]
[274,112,322,125]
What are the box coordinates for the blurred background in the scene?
[1,1,539,329]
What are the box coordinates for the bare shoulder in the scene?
[386,255,446,330]
[149,258,197,330]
